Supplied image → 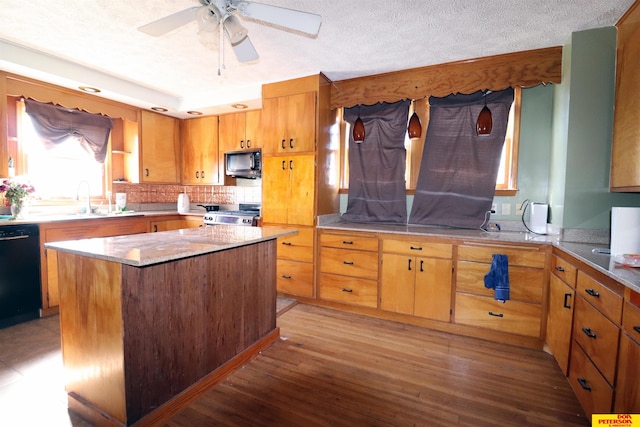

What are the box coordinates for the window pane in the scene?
[22,112,104,199]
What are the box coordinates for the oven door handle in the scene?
[0,235,30,241]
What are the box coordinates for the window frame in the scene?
[339,87,521,196]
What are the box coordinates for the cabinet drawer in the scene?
[573,296,620,384]
[320,233,378,252]
[568,344,614,417]
[456,261,544,303]
[276,259,313,297]
[277,227,314,263]
[320,247,378,280]
[457,244,546,268]
[551,254,577,288]
[45,219,148,241]
[577,271,623,324]
[382,239,452,258]
[622,301,640,342]
[318,273,377,307]
[454,294,541,337]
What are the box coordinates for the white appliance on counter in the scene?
[610,207,640,255]
[529,202,548,234]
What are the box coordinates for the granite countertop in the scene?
[318,220,640,295]
[45,225,295,267]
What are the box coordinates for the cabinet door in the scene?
[614,333,640,413]
[182,116,219,184]
[262,156,290,224]
[285,92,316,153]
[380,253,415,314]
[287,155,315,226]
[546,274,575,375]
[414,257,452,322]
[150,219,202,232]
[140,110,180,183]
[262,93,315,154]
[244,110,262,150]
[219,113,245,152]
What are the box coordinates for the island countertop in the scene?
[45,225,296,267]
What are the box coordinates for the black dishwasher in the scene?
[0,223,41,328]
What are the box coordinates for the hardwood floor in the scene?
[0,301,588,427]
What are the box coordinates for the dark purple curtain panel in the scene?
[25,99,114,163]
[343,100,409,223]
[409,88,514,228]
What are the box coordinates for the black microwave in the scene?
[225,149,261,179]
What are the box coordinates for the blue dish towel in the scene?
[484,254,510,302]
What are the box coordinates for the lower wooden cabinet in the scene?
[568,342,614,416]
[614,299,640,413]
[454,243,547,338]
[150,216,203,232]
[545,273,575,375]
[380,238,452,322]
[318,231,378,307]
[274,226,315,297]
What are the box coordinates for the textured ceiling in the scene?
[0,0,635,118]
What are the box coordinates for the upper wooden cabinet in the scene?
[219,110,262,152]
[262,92,316,154]
[182,116,219,185]
[611,2,640,191]
[140,110,181,183]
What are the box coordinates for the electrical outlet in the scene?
[502,203,511,216]
[491,203,497,213]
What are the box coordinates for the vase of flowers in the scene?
[1,178,35,219]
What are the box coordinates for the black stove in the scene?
[203,204,260,227]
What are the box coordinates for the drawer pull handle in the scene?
[563,293,572,309]
[585,288,600,298]
[408,259,412,271]
[281,139,286,149]
[289,138,294,149]
[342,241,354,245]
[281,242,292,246]
[555,266,565,272]
[420,260,424,272]
[410,246,423,251]
[342,288,353,293]
[281,275,292,279]
[343,261,354,265]
[634,326,640,334]
[488,311,504,317]
[582,327,597,339]
[577,378,592,391]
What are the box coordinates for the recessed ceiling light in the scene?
[151,107,168,112]
[187,111,203,115]
[231,103,248,110]
[78,86,101,93]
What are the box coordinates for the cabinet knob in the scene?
[343,261,354,265]
[410,246,423,251]
[342,288,353,293]
[555,266,565,272]
[281,274,292,279]
[289,138,294,149]
[201,170,205,179]
[342,241,354,245]
[196,171,199,179]
[563,293,572,309]
[420,260,424,272]
[488,311,504,317]
[634,326,640,335]
[240,140,245,148]
[153,225,158,232]
[145,168,150,177]
[289,160,293,170]
[408,259,412,271]
[246,140,251,148]
[281,241,292,246]
[281,139,286,149]
[582,327,597,339]
[281,160,286,170]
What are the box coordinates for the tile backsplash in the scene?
[112,183,261,206]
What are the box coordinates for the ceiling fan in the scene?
[138,0,322,63]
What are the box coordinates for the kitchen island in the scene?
[45,226,295,427]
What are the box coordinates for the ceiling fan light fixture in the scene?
[196,5,219,32]
[223,15,248,44]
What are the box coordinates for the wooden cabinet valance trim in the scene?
[330,47,562,109]
[3,72,138,121]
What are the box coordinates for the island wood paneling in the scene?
[57,240,278,427]
[330,47,562,109]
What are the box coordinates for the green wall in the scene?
[551,26,640,230]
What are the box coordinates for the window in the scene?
[339,87,521,195]
[17,99,107,201]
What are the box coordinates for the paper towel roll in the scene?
[611,207,640,255]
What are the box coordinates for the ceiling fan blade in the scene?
[138,7,199,36]
[231,36,259,63]
[231,1,321,36]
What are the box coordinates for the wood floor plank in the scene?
[163,304,589,427]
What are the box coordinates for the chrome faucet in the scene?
[76,180,92,214]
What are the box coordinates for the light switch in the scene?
[502,203,511,216]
